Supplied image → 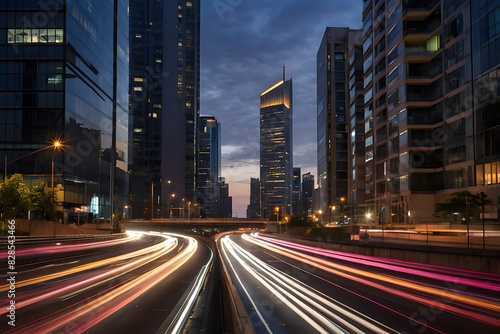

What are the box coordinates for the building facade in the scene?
[348,39,366,223]
[302,172,314,217]
[197,116,220,217]
[0,0,129,226]
[360,0,500,224]
[129,0,200,218]
[317,27,362,222]
[260,69,293,218]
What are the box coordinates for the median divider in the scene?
[215,233,255,334]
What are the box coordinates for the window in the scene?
[7,28,64,44]
[363,53,373,73]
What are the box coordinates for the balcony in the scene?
[406,62,442,84]
[402,0,439,20]
[407,89,442,102]
[403,19,441,43]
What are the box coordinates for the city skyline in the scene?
[200,0,362,217]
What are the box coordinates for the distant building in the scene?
[260,67,293,218]
[129,0,200,218]
[0,0,129,226]
[197,116,220,217]
[317,27,362,221]
[292,168,302,216]
[247,177,261,218]
[302,172,314,217]
[219,177,232,218]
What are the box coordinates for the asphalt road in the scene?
[218,232,500,333]
[0,232,213,333]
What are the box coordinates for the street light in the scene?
[4,140,62,183]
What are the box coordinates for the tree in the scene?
[29,182,57,220]
[0,174,32,219]
[434,190,481,223]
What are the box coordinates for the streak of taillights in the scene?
[221,235,397,334]
[255,235,500,290]
[3,232,199,333]
[0,232,141,258]
[243,234,500,327]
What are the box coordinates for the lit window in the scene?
[134,128,143,133]
[136,34,142,38]
[133,87,142,91]
[186,1,192,7]
[155,59,162,63]
[134,77,144,82]
[7,28,63,44]
[152,113,157,118]
[48,74,63,85]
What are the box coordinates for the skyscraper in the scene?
[292,167,302,216]
[129,0,200,218]
[0,0,129,226]
[302,172,314,217]
[260,68,293,218]
[197,116,220,218]
[317,27,362,221]
[247,177,261,218]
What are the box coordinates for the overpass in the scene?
[125,218,275,235]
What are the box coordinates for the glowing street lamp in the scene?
[4,140,62,182]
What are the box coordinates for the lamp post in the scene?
[4,140,61,182]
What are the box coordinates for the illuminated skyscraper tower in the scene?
[260,68,293,218]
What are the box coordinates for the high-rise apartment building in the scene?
[197,116,220,217]
[129,0,200,218]
[260,68,293,218]
[317,27,362,221]
[0,0,129,226]
[361,0,500,224]
[247,177,261,218]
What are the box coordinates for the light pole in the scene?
[4,140,61,182]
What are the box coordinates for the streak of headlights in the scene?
[221,235,397,334]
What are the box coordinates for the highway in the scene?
[218,232,500,333]
[0,231,213,333]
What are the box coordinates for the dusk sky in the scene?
[200,1,362,217]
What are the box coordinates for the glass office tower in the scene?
[260,69,293,218]
[0,0,129,226]
[129,0,200,218]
